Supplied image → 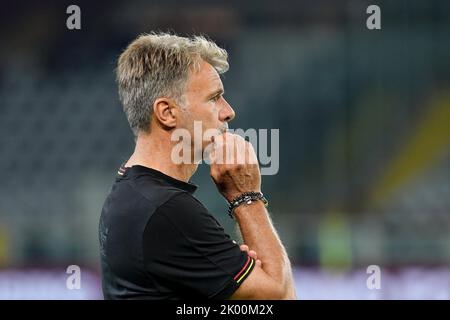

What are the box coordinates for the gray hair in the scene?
[116,32,229,136]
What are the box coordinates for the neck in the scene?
[125,130,198,183]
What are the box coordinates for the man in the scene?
[99,33,296,300]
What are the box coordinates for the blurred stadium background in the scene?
[0,0,449,299]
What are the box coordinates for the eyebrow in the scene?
[207,88,224,99]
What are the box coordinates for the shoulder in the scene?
[153,192,214,226]
[145,192,226,242]
[158,192,206,211]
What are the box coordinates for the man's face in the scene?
[179,60,235,154]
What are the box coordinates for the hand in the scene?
[209,133,261,202]
[240,244,262,268]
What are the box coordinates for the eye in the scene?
[211,95,221,102]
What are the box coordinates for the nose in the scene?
[219,99,235,123]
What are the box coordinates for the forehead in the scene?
[186,60,223,94]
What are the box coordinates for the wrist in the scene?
[227,191,268,219]
[233,198,266,216]
[223,189,262,203]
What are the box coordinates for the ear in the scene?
[153,98,177,129]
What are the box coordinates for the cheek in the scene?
[187,101,220,128]
[199,103,219,121]
[206,107,221,126]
